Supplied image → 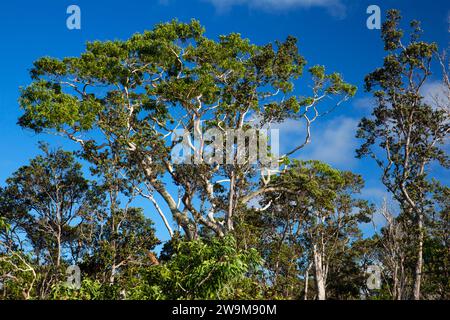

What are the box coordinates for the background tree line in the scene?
[0,9,448,300]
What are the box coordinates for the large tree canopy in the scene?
[18,20,356,240]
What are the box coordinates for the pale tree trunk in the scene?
[408,161,426,300]
[226,171,236,232]
[313,244,326,300]
[380,200,405,300]
[110,249,117,285]
[304,262,312,300]
[109,190,118,285]
[55,203,62,268]
[413,212,424,300]
[398,256,406,300]
[393,265,401,300]
[392,264,398,300]
[56,227,61,268]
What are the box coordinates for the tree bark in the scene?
[413,212,424,300]
[313,245,326,300]
[304,262,312,300]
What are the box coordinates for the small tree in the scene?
[257,160,372,300]
[0,144,100,298]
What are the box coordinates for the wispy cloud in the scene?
[360,186,389,205]
[420,80,449,110]
[300,116,359,168]
[274,116,359,168]
[203,0,346,16]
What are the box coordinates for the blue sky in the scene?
[0,0,448,243]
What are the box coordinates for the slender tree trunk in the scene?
[304,262,312,300]
[109,192,117,285]
[413,212,424,300]
[392,264,399,300]
[110,239,117,285]
[226,171,236,232]
[399,257,405,300]
[56,225,61,268]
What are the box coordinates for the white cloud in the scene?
[420,80,450,110]
[360,186,389,204]
[299,116,359,168]
[270,116,359,168]
[203,0,345,16]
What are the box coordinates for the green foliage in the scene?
[234,160,373,299]
[49,278,120,300]
[0,14,447,301]
[129,236,261,300]
[16,18,356,240]
[0,217,8,232]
